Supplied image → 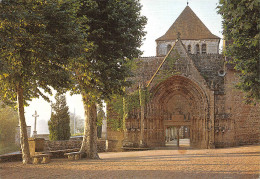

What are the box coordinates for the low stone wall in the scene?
[0,139,107,162]
[0,153,22,163]
[33,134,49,140]
[44,139,106,153]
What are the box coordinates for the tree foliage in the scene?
[0,0,83,104]
[218,0,260,103]
[48,93,71,141]
[74,0,147,101]
[0,0,84,164]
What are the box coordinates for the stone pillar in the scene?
[140,104,145,147]
[165,128,168,142]
[32,111,39,137]
[101,116,107,140]
[177,127,180,147]
[208,92,215,149]
[171,127,174,140]
[139,84,145,147]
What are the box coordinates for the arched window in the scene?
[196,44,200,54]
[167,44,172,53]
[202,44,207,54]
[187,45,191,54]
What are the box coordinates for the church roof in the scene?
[156,6,220,41]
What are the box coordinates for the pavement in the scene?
[165,138,191,147]
[0,144,259,179]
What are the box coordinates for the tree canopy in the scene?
[0,0,83,105]
[218,0,260,104]
[0,0,85,164]
[73,0,147,101]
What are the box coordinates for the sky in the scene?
[24,0,223,135]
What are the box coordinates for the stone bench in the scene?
[49,148,80,158]
[32,153,51,164]
[64,152,82,160]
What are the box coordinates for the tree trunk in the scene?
[17,82,31,164]
[80,93,99,159]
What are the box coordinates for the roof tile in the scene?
[156,6,220,41]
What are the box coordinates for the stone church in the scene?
[107,6,260,150]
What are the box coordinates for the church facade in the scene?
[107,6,260,149]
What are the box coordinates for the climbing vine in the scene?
[107,88,150,131]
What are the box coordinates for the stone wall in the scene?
[214,94,236,147]
[44,139,106,153]
[225,70,260,146]
[191,54,225,93]
[156,39,219,56]
[33,134,49,140]
[214,69,260,148]
[129,56,164,90]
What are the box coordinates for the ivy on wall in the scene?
[107,88,150,131]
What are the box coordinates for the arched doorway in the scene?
[148,75,210,148]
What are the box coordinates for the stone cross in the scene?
[32,110,39,136]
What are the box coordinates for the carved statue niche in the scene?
[185,112,191,121]
[173,108,183,115]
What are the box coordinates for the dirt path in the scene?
[1,145,259,179]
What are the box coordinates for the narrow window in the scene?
[196,44,200,54]
[202,44,207,54]
[187,45,191,54]
[167,44,172,53]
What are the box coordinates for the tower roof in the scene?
[156,6,220,41]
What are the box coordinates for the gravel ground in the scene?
[0,145,259,179]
